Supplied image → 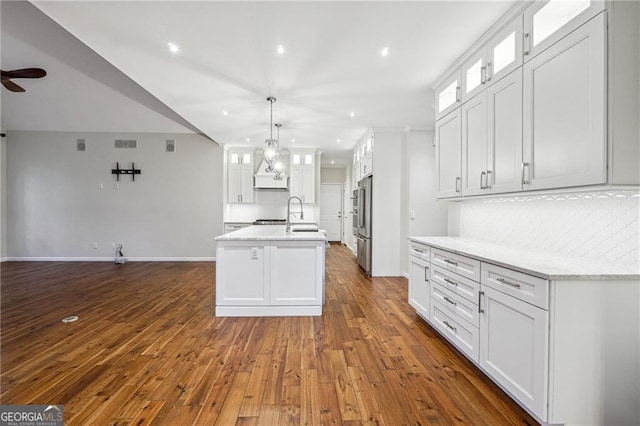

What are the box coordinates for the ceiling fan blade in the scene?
[1,80,26,92]
[1,68,47,80]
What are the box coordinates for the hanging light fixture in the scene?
[263,96,281,177]
[272,123,284,181]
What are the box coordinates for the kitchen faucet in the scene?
[286,196,304,232]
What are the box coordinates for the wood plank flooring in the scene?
[1,244,538,425]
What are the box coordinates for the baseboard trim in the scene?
[402,271,410,279]
[0,257,7,263]
[5,257,216,262]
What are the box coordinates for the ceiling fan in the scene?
[1,68,47,92]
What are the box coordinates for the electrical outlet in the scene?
[251,247,258,259]
[410,210,416,219]
[114,183,119,190]
[92,242,98,249]
[98,183,104,190]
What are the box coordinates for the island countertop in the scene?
[409,236,640,280]
[216,225,327,241]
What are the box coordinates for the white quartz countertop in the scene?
[216,225,327,241]
[408,236,640,280]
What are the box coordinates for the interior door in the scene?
[319,183,343,242]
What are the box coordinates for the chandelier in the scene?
[263,96,283,180]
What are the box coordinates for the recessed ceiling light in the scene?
[167,42,180,54]
[337,139,341,143]
[222,110,229,116]
[350,111,355,118]
[246,138,250,142]
[331,160,335,164]
[381,46,389,57]
[277,44,285,55]
[291,138,296,143]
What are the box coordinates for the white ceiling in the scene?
[3,1,517,166]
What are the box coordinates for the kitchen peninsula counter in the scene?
[215,225,326,316]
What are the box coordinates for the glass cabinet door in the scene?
[461,52,486,103]
[435,70,461,120]
[523,0,605,61]
[486,16,523,86]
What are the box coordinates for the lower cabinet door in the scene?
[430,299,479,362]
[409,259,430,320]
[479,286,549,420]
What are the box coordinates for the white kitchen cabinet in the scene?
[409,256,430,320]
[290,151,315,203]
[271,241,324,306]
[523,0,605,61]
[486,17,523,86]
[435,109,461,198]
[486,69,523,194]
[216,242,269,305]
[228,149,254,204]
[461,91,488,196]
[461,17,522,104]
[523,13,606,191]
[216,234,326,316]
[479,285,549,420]
[360,153,372,178]
[430,298,480,362]
[435,70,461,120]
[409,237,640,425]
[461,51,487,103]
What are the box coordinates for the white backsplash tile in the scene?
[456,191,640,267]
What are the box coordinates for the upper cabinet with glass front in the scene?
[435,70,461,120]
[461,17,523,103]
[523,0,605,60]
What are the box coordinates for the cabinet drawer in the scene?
[431,248,480,281]
[481,263,549,310]
[430,298,479,363]
[431,281,479,328]
[431,265,479,304]
[409,242,430,262]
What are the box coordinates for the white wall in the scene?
[371,129,404,276]
[403,130,449,274]
[449,191,639,268]
[320,167,345,183]
[6,131,223,260]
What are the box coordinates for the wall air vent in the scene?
[166,139,176,152]
[114,139,138,149]
[76,138,87,151]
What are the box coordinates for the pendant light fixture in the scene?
[273,123,284,181]
[263,96,281,179]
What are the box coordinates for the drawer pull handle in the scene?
[479,291,485,314]
[424,267,429,282]
[497,277,521,288]
[443,277,458,287]
[443,320,457,332]
[443,259,458,266]
[412,248,424,254]
[443,296,456,306]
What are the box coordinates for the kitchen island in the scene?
[215,225,326,316]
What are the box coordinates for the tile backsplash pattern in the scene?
[457,191,639,267]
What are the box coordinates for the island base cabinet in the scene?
[216,240,325,316]
[271,242,324,305]
[479,286,549,421]
[216,243,269,306]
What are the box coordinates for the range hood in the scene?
[254,159,288,189]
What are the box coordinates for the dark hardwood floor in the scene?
[1,244,538,425]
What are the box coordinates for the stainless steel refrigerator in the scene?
[355,175,372,275]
